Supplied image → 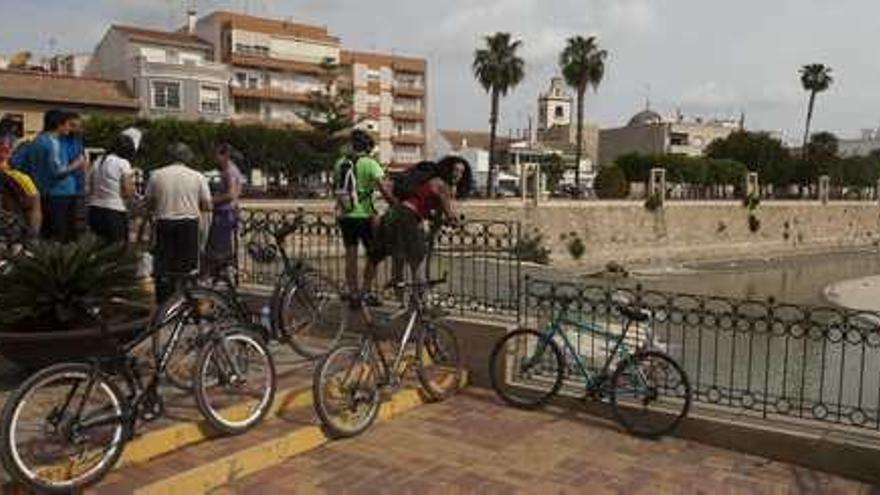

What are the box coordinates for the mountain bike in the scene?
[312,275,463,438]
[489,298,691,438]
[0,289,276,493]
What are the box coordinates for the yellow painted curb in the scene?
[134,379,467,495]
[119,386,312,468]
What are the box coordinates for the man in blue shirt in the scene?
[25,110,85,242]
[62,112,87,238]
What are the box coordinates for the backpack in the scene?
[334,155,360,215]
[392,161,439,200]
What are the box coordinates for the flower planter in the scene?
[0,305,152,371]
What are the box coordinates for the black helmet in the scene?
[351,129,375,153]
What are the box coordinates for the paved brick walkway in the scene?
[221,390,872,495]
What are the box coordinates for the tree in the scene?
[298,58,358,177]
[705,131,792,189]
[559,35,607,193]
[593,166,629,199]
[799,64,833,160]
[473,32,525,197]
[541,153,567,191]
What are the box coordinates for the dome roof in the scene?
[628,109,663,127]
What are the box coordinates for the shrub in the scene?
[567,236,586,260]
[513,229,551,265]
[0,237,149,332]
[644,193,663,211]
[748,214,761,233]
[594,166,630,199]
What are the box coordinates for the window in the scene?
[235,72,248,87]
[200,85,222,113]
[366,93,381,106]
[366,69,381,82]
[234,98,260,115]
[555,106,564,118]
[165,49,179,64]
[151,81,181,110]
[235,43,269,57]
[670,132,690,146]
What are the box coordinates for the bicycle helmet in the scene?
[351,129,375,153]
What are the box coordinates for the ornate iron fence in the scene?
[237,208,522,318]
[523,277,880,432]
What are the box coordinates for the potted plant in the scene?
[0,236,152,370]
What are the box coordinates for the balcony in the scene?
[229,54,326,76]
[391,134,425,146]
[392,108,423,121]
[392,83,424,97]
[134,56,228,79]
[230,86,319,104]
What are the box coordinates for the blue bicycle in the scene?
[489,301,691,438]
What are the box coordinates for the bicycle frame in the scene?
[539,308,642,390]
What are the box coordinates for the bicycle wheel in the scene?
[489,329,564,409]
[275,270,346,358]
[609,350,692,439]
[194,328,276,435]
[416,320,463,401]
[153,287,243,391]
[313,343,380,438]
[1,363,128,493]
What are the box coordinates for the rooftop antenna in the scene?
[643,84,652,111]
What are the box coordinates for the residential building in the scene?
[44,53,92,76]
[193,11,340,127]
[0,69,138,139]
[839,128,880,157]
[86,21,231,122]
[341,50,427,168]
[598,108,738,166]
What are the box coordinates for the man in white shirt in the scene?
[145,143,212,303]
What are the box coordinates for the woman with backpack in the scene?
[363,155,472,298]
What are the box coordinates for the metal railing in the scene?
[523,277,880,432]
[237,208,522,318]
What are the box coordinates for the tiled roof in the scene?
[0,70,138,109]
[112,25,212,50]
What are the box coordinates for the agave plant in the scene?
[0,236,149,332]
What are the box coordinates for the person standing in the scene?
[87,133,137,245]
[204,143,243,274]
[145,143,212,303]
[23,110,83,242]
[0,133,41,237]
[62,112,88,237]
[334,129,394,303]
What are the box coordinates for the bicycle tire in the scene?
[489,329,564,409]
[609,350,691,439]
[1,363,128,494]
[193,328,277,435]
[416,320,463,401]
[312,343,380,439]
[275,269,346,358]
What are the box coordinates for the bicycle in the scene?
[312,276,463,438]
[151,215,345,390]
[0,290,276,493]
[489,298,691,439]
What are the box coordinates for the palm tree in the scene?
[560,36,607,191]
[799,64,833,159]
[473,32,525,196]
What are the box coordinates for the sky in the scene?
[2,0,879,143]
